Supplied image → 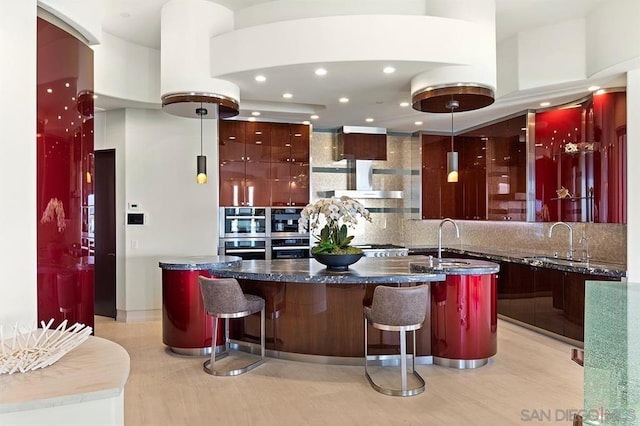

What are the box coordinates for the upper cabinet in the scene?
[534,91,626,224]
[420,91,626,223]
[334,127,387,161]
[219,120,271,207]
[421,115,525,221]
[270,123,310,206]
[219,120,310,207]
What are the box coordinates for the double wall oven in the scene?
[219,207,310,260]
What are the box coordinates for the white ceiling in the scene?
[98,0,615,133]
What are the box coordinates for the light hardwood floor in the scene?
[95,317,583,425]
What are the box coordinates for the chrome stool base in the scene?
[203,354,263,377]
[203,309,266,377]
[364,364,425,397]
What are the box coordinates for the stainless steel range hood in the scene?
[318,126,403,199]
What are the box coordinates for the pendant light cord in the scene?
[450,105,454,152]
[200,102,204,155]
[447,99,459,152]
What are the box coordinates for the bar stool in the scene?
[198,276,265,376]
[364,285,430,396]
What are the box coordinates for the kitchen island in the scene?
[210,256,447,364]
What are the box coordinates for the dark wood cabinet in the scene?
[495,258,619,342]
[219,161,270,207]
[421,134,455,219]
[339,132,387,160]
[219,120,271,206]
[219,120,245,162]
[486,134,527,221]
[270,123,310,206]
[459,137,487,220]
[219,120,309,207]
[497,261,535,325]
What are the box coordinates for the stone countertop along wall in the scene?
[404,220,626,266]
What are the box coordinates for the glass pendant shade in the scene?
[447,151,458,183]
[196,155,207,184]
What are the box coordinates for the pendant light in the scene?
[446,99,459,183]
[196,104,208,184]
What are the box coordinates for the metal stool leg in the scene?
[400,329,407,391]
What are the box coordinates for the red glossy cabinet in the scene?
[535,91,626,223]
[37,18,95,329]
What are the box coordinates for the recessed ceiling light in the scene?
[310,115,319,120]
[283,93,293,99]
[540,102,550,107]
[248,117,257,122]
[339,97,349,103]
[255,75,266,82]
[302,120,310,125]
[92,94,98,99]
[588,85,600,92]
[251,111,261,116]
[314,68,327,76]
[365,118,374,123]
[46,88,53,93]
[414,121,423,126]
[65,82,70,88]
[399,102,410,107]
[383,66,396,74]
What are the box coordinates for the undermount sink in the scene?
[524,255,588,266]
[436,260,471,267]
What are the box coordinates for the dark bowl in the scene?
[312,252,364,271]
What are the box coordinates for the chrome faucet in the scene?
[437,218,460,259]
[548,221,573,259]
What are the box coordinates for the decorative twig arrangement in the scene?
[0,319,92,375]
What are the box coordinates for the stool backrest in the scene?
[199,276,249,315]
[369,285,429,327]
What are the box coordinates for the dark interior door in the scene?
[94,149,117,318]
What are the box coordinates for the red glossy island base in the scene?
[430,274,497,368]
[159,256,243,355]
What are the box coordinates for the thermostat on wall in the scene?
[127,213,144,225]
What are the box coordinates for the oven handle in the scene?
[225,248,266,254]
[225,215,266,219]
[272,246,310,251]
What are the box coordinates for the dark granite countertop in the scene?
[211,256,446,284]
[158,255,243,271]
[407,246,626,278]
[410,257,500,276]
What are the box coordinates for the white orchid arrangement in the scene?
[299,196,372,254]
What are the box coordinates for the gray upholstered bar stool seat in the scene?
[364,285,430,396]
[198,276,266,376]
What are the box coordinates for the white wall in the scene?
[587,0,640,76]
[0,2,37,326]
[94,108,219,319]
[92,32,161,105]
[626,69,640,281]
[517,19,586,90]
[94,110,128,313]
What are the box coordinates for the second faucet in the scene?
[437,218,460,259]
